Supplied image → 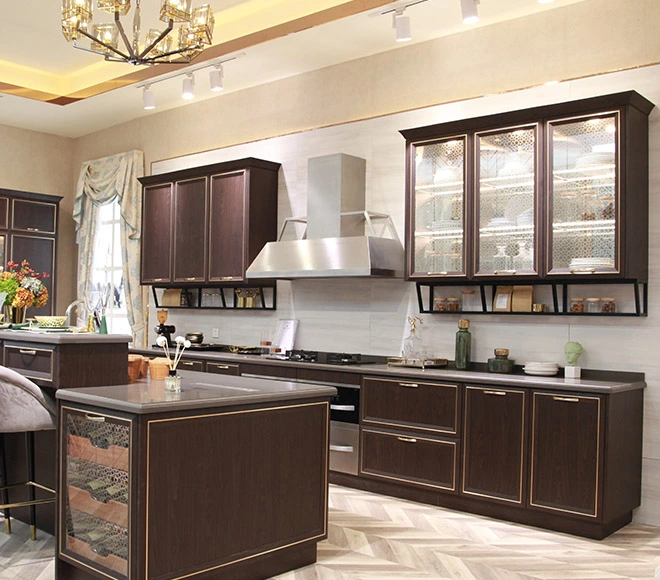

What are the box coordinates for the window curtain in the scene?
[73,150,147,346]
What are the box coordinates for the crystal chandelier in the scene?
[61,0,215,66]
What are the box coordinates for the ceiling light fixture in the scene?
[143,85,155,109]
[182,73,195,99]
[209,64,224,91]
[460,0,479,24]
[61,0,214,66]
[393,9,412,42]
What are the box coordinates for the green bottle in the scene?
[455,319,471,370]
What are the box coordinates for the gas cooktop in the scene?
[267,350,382,366]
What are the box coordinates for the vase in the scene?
[4,305,26,324]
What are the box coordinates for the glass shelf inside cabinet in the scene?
[412,136,466,276]
[476,125,538,276]
[549,112,618,276]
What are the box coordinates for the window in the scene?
[89,200,131,335]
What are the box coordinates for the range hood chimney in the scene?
[246,153,404,279]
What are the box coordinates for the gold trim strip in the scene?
[145,400,330,580]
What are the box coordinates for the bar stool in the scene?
[0,365,56,540]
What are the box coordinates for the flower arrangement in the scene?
[0,260,49,308]
[156,335,192,372]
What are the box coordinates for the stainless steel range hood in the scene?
[246,153,404,279]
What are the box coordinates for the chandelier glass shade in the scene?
[61,0,215,66]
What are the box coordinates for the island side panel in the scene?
[143,400,330,580]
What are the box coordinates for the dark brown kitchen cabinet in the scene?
[530,391,601,517]
[359,377,460,493]
[462,385,526,504]
[401,91,654,285]
[206,361,240,376]
[140,183,173,284]
[172,176,207,283]
[139,158,280,287]
[0,189,61,316]
[175,357,205,373]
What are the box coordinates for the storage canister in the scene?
[569,297,584,312]
[434,297,448,312]
[446,297,460,312]
[487,348,515,374]
[586,297,601,313]
[601,297,616,313]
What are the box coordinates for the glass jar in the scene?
[601,297,616,313]
[433,297,448,312]
[461,289,480,312]
[586,297,601,313]
[488,348,515,374]
[569,297,584,313]
[446,297,460,312]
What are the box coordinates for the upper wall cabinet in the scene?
[400,91,654,284]
[139,158,280,286]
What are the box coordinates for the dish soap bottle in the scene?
[402,316,423,360]
[455,319,471,370]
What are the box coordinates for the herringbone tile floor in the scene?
[2,484,660,579]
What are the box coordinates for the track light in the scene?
[143,85,155,110]
[182,74,195,100]
[460,0,479,24]
[209,64,224,91]
[393,9,412,42]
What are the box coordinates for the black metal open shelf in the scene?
[416,279,647,317]
[151,283,277,311]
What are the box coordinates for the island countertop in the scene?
[0,329,133,344]
[55,369,337,414]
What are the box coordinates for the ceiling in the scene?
[0,0,588,139]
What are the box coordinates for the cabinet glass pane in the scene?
[476,125,537,276]
[62,410,130,579]
[411,137,466,276]
[549,113,618,275]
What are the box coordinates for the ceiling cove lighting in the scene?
[537,0,556,3]
[393,9,412,42]
[460,0,479,24]
[61,0,214,66]
[209,64,224,91]
[142,85,155,109]
[182,74,195,99]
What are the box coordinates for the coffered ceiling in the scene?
[0,0,588,138]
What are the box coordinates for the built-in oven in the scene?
[328,385,360,475]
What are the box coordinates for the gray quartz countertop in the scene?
[0,329,133,344]
[55,369,337,414]
[130,347,646,394]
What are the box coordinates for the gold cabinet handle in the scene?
[397,436,417,443]
[19,349,36,356]
[85,414,106,422]
[213,364,230,370]
[399,382,419,388]
[184,277,198,281]
[484,390,506,396]
[180,361,195,366]
[153,278,165,282]
[553,396,579,403]
[219,276,237,280]
[494,270,517,275]
[427,271,449,276]
[569,268,596,274]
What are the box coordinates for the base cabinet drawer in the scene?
[3,343,54,383]
[176,358,204,372]
[361,377,459,435]
[360,427,457,492]
[206,361,240,375]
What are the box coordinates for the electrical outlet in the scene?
[212,328,219,338]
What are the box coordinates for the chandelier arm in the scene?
[73,28,132,61]
[138,19,174,60]
[114,10,139,61]
[143,43,204,62]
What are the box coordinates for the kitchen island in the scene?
[55,371,336,580]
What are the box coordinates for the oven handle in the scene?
[330,404,355,412]
[329,444,354,453]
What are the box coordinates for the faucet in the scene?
[65,300,86,328]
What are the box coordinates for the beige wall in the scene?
[0,125,76,313]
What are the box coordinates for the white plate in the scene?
[523,368,559,376]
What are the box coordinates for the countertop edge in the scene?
[0,330,133,344]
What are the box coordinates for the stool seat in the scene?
[0,365,56,540]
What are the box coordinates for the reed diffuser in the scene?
[156,335,192,392]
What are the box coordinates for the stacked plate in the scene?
[523,361,559,376]
[569,257,615,270]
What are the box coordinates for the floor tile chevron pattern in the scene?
[2,484,660,579]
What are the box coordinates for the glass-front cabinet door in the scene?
[408,135,467,278]
[474,124,538,277]
[547,112,619,276]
